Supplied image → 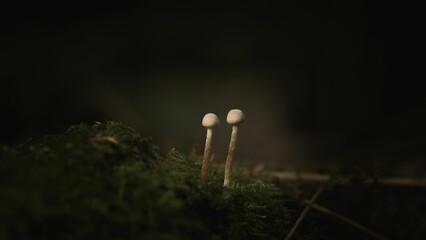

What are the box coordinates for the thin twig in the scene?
[268,171,426,187]
[306,200,388,240]
[284,185,325,240]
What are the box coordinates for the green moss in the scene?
[0,121,293,239]
[4,121,424,239]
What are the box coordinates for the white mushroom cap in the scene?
[202,113,220,128]
[226,109,245,125]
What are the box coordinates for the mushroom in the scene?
[223,109,245,188]
[200,113,220,187]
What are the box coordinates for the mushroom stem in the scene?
[224,125,238,187]
[200,113,219,188]
[200,128,213,187]
[223,109,244,188]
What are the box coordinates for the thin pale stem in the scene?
[224,125,238,187]
[200,128,213,188]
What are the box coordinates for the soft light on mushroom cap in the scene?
[226,109,245,125]
[202,113,220,128]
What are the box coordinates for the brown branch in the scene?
[284,185,325,240]
[306,200,388,240]
[267,171,426,187]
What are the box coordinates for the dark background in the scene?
[1,1,424,175]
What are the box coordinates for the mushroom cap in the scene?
[227,109,245,125]
[202,113,220,128]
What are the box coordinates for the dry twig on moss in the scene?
[268,171,426,187]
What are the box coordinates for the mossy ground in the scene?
[0,122,294,239]
[1,122,425,239]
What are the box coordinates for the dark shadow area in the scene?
[1,1,424,175]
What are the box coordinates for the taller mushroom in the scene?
[223,109,245,188]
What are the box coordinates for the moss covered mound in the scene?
[0,122,293,239]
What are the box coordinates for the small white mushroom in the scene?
[200,113,220,187]
[223,109,245,188]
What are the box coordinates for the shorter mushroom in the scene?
[200,113,220,188]
[223,109,245,188]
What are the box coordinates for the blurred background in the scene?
[1,1,424,175]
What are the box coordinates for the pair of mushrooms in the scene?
[200,109,245,188]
